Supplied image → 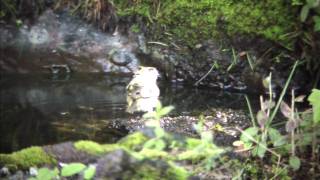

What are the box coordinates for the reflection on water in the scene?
[0,74,259,153]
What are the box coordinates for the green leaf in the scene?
[313,16,320,31]
[201,131,213,144]
[252,141,267,158]
[84,166,96,180]
[155,101,162,112]
[143,111,157,119]
[243,142,253,149]
[307,89,320,123]
[307,0,320,7]
[143,139,166,150]
[154,127,165,138]
[31,168,59,180]
[240,127,259,142]
[300,5,310,22]
[193,119,204,134]
[262,75,271,89]
[289,156,301,171]
[61,163,86,177]
[268,128,286,146]
[158,106,174,117]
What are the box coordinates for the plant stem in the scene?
[291,89,295,156]
[245,95,256,127]
[246,53,254,71]
[268,60,299,127]
[268,73,273,117]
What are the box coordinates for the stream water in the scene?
[0,73,260,153]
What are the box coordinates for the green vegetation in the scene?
[0,1,319,179]
[114,0,299,47]
[234,61,320,178]
[1,85,319,178]
[29,163,96,180]
[0,102,225,179]
[74,141,108,155]
[0,147,56,170]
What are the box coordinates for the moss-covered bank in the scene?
[0,132,149,170]
[114,0,299,48]
[0,131,226,179]
[0,147,56,171]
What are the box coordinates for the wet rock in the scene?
[0,10,140,74]
[28,25,50,44]
[95,149,138,179]
[109,50,132,66]
[0,167,10,177]
[95,149,188,179]
[43,142,98,164]
[8,170,24,180]
[29,167,38,176]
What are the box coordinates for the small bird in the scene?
[126,66,160,113]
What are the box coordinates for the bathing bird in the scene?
[126,66,160,113]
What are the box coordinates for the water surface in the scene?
[0,73,258,153]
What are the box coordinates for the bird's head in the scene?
[133,66,159,81]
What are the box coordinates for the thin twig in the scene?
[194,62,216,86]
[147,41,168,47]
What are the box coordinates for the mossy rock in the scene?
[118,132,149,150]
[138,148,171,160]
[130,160,189,180]
[74,140,122,155]
[0,147,56,170]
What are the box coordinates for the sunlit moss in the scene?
[130,165,162,180]
[74,141,105,155]
[114,0,298,47]
[167,161,190,180]
[139,148,170,159]
[74,140,122,155]
[128,160,189,180]
[0,147,56,170]
[118,132,149,150]
[185,137,202,149]
[178,144,225,161]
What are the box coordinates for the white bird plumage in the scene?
[126,66,160,113]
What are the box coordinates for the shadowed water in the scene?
[0,73,259,153]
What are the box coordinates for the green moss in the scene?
[167,161,190,180]
[74,140,121,155]
[130,164,163,180]
[129,160,189,180]
[0,147,56,170]
[139,148,170,159]
[185,137,202,149]
[130,24,140,33]
[74,141,105,155]
[114,0,298,47]
[118,132,149,150]
[177,145,225,161]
